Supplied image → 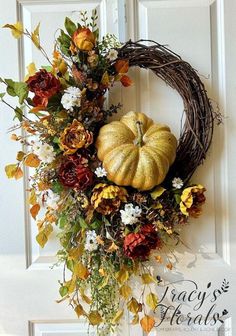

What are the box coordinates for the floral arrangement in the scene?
[1,13,211,335]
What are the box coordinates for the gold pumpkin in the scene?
[95,111,177,190]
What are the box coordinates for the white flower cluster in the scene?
[61,86,82,111]
[84,230,98,252]
[120,203,142,225]
[107,49,118,61]
[45,190,60,210]
[94,166,107,178]
[172,177,184,189]
[32,141,55,163]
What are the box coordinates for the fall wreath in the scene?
[1,13,219,336]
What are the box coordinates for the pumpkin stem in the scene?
[136,121,143,146]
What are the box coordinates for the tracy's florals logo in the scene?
[155,279,229,330]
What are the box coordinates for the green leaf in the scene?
[90,218,102,230]
[13,82,28,104]
[64,17,77,36]
[0,93,5,99]
[58,214,67,229]
[52,180,63,194]
[59,286,68,297]
[53,136,60,144]
[57,30,71,56]
[41,65,53,72]
[5,79,17,97]
[174,193,181,204]
[4,79,28,103]
[78,216,88,229]
[66,259,74,272]
[14,107,23,121]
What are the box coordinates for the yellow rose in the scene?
[180,184,206,218]
[72,28,96,51]
[59,119,93,155]
[91,183,127,215]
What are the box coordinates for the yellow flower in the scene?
[60,119,93,155]
[180,184,206,218]
[72,27,96,51]
[91,183,127,215]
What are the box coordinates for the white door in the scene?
[0,0,235,335]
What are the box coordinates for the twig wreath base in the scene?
[118,40,216,184]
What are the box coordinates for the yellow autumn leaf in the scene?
[30,203,40,219]
[151,186,166,199]
[75,304,85,318]
[101,71,109,86]
[74,262,89,280]
[81,293,92,304]
[65,275,76,294]
[88,311,103,325]
[99,268,106,277]
[142,273,157,285]
[140,315,155,334]
[24,153,40,168]
[68,246,84,260]
[28,189,37,205]
[116,268,129,284]
[24,62,37,81]
[106,241,119,252]
[5,164,23,179]
[127,298,142,314]
[146,292,158,310]
[16,151,25,161]
[36,224,53,248]
[120,284,132,299]
[131,314,139,325]
[31,22,40,48]
[112,309,124,324]
[3,22,24,39]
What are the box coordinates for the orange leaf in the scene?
[14,166,23,180]
[115,59,129,73]
[140,315,155,334]
[120,75,133,87]
[30,203,40,219]
[24,153,40,168]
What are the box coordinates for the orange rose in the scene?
[60,119,93,155]
[72,28,96,51]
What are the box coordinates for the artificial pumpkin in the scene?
[95,111,177,190]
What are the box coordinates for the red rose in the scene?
[26,69,61,107]
[58,155,93,190]
[124,224,161,260]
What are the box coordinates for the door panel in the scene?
[0,0,235,335]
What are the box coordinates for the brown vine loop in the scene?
[117,40,215,184]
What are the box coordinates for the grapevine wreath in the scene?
[1,13,220,335]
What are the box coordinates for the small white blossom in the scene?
[84,230,98,252]
[172,177,184,189]
[32,141,55,163]
[120,203,142,225]
[95,166,107,178]
[61,86,82,111]
[107,49,118,61]
[46,190,60,210]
